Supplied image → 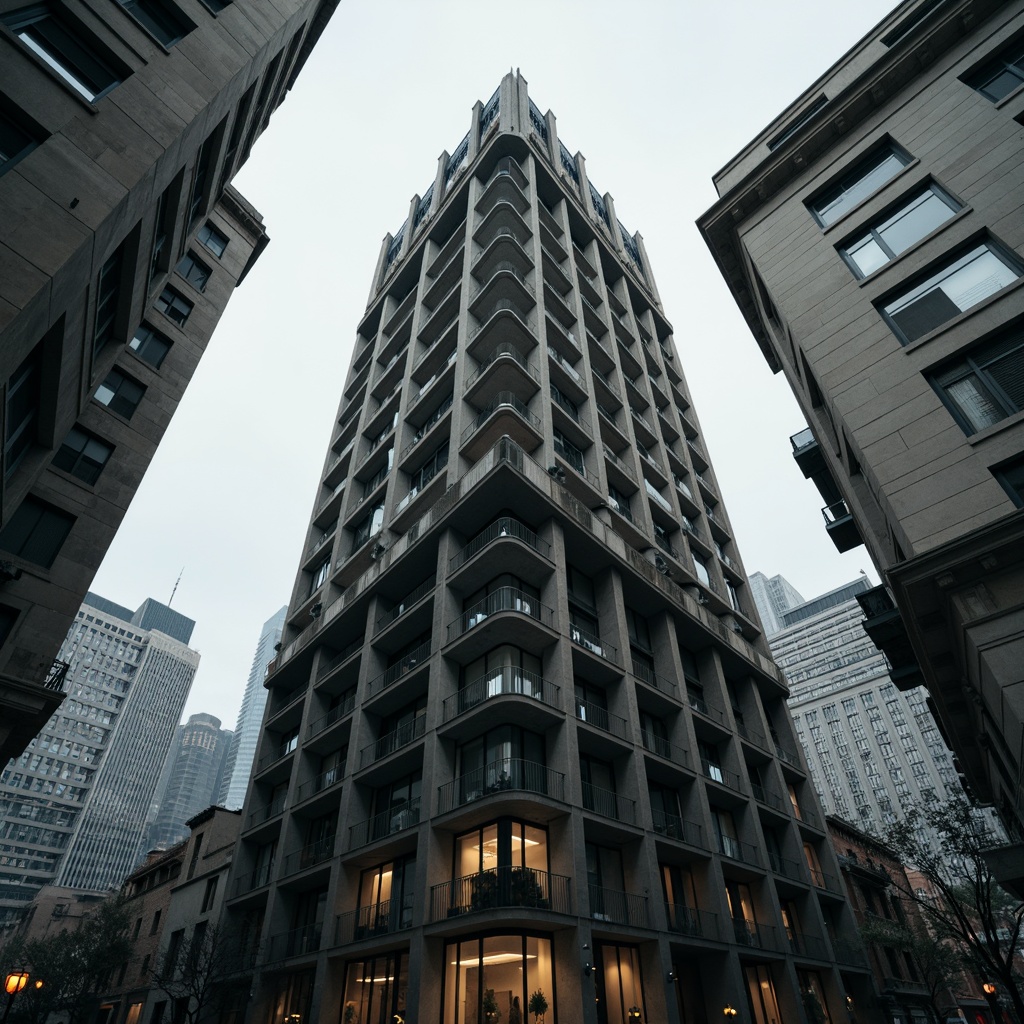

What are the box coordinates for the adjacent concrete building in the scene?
[0,0,339,763]
[698,0,1024,871]
[149,713,233,851]
[226,72,879,1024]
[219,606,287,811]
[0,592,198,926]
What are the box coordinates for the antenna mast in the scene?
[169,567,184,606]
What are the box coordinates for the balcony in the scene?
[589,885,649,928]
[349,797,421,850]
[442,668,559,727]
[366,639,431,699]
[651,810,703,848]
[245,795,286,832]
[465,343,539,405]
[461,391,543,461]
[335,893,415,945]
[373,577,435,637]
[450,516,550,574]
[732,920,782,952]
[808,868,844,895]
[576,699,628,740]
[640,730,690,769]
[750,784,785,814]
[281,836,336,878]
[570,623,619,665]
[856,585,923,688]
[717,834,761,867]
[295,766,343,805]
[822,499,863,553]
[437,758,565,814]
[448,588,555,642]
[582,782,636,825]
[359,716,426,770]
[630,657,678,698]
[232,863,274,899]
[665,904,718,940]
[431,867,571,921]
[767,851,805,882]
[307,690,355,739]
[268,924,322,962]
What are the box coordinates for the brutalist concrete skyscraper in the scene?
[229,73,875,1024]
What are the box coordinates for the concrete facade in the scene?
[698,0,1024,860]
[226,72,881,1024]
[0,0,339,763]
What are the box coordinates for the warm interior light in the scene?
[450,952,537,966]
[356,976,396,984]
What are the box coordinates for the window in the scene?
[0,497,73,567]
[310,559,329,594]
[149,182,177,285]
[93,246,124,355]
[929,327,1024,433]
[839,185,959,277]
[175,251,211,291]
[52,427,113,484]
[0,107,40,175]
[117,0,191,48]
[5,346,40,480]
[188,129,218,226]
[129,324,171,368]
[2,5,123,101]
[879,243,1021,344]
[808,142,911,227]
[965,43,1024,102]
[95,368,144,419]
[692,553,711,587]
[197,222,228,257]
[994,455,1024,507]
[155,286,193,327]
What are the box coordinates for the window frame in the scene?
[877,239,1023,346]
[0,104,42,176]
[175,250,211,292]
[806,141,912,229]
[3,4,124,102]
[963,40,1024,103]
[117,0,193,48]
[927,324,1024,434]
[4,346,41,481]
[129,324,172,368]
[94,367,145,419]
[155,285,194,327]
[52,426,114,484]
[837,182,961,279]
[197,222,228,258]
[0,496,74,568]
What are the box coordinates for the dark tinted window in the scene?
[0,497,74,567]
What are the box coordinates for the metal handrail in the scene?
[448,588,554,641]
[348,797,421,849]
[431,868,571,921]
[588,885,648,927]
[359,716,426,769]
[442,668,557,722]
[570,623,619,664]
[582,782,635,824]
[437,758,564,814]
[366,640,432,697]
[449,517,549,572]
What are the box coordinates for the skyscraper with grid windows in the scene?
[226,72,878,1024]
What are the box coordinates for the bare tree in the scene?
[148,924,237,1024]
[880,799,1024,1023]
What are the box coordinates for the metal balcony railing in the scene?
[359,716,426,769]
[651,810,703,847]
[307,691,356,739]
[281,836,335,877]
[589,885,648,928]
[640,731,689,767]
[732,920,780,951]
[630,657,677,696]
[582,782,635,824]
[335,894,415,945]
[295,766,342,804]
[665,904,718,940]
[374,577,435,633]
[431,867,571,921]
[449,517,549,572]
[448,589,554,641]
[570,623,619,664]
[460,392,540,446]
[575,699,628,739]
[268,924,322,961]
[348,797,421,849]
[367,640,431,698]
[437,758,563,814]
[443,668,558,722]
[245,796,286,830]
[768,851,804,880]
[717,834,761,867]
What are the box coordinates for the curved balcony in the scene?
[475,172,530,218]
[465,343,539,406]
[448,517,552,591]
[437,758,565,816]
[445,589,557,664]
[473,200,532,251]
[431,867,572,922]
[467,305,537,360]
[461,392,542,461]
[440,668,561,740]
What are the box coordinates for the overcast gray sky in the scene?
[89,0,900,729]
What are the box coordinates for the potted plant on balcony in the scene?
[528,989,548,1024]
[471,869,499,910]
[510,867,546,908]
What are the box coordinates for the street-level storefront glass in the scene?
[444,933,554,1024]
[342,952,408,1024]
[268,969,315,1024]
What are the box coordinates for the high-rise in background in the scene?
[219,606,287,810]
[224,70,871,1024]
[0,593,198,925]
[700,0,1024,897]
[148,713,233,851]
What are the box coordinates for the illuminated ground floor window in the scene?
[342,952,408,1024]
[595,944,646,1024]
[268,969,315,1024]
[444,933,554,1024]
[745,964,782,1024]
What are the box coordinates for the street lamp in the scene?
[2,972,30,1024]
[723,1006,738,1019]
[982,982,1000,1022]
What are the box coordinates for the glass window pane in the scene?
[847,236,888,276]
[946,375,1004,431]
[877,190,956,254]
